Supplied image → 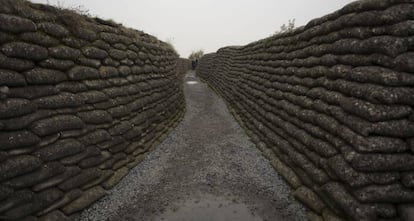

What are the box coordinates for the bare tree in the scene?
[188,49,204,60]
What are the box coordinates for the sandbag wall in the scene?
[0,1,185,220]
[197,1,414,221]
[176,58,191,80]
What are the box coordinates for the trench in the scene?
[77,71,307,221]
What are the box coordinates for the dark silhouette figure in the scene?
[192,59,198,70]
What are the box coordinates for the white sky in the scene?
[30,0,355,58]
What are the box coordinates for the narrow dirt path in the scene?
[78,71,307,221]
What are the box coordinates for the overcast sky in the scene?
[30,0,355,57]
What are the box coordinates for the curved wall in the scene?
[197,1,414,220]
[0,1,185,220]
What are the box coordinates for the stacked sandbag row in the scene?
[0,0,185,220]
[197,0,414,220]
[176,58,191,80]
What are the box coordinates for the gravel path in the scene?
[78,71,307,221]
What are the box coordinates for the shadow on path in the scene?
[78,71,307,221]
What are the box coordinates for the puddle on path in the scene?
[153,194,263,221]
[186,81,198,85]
